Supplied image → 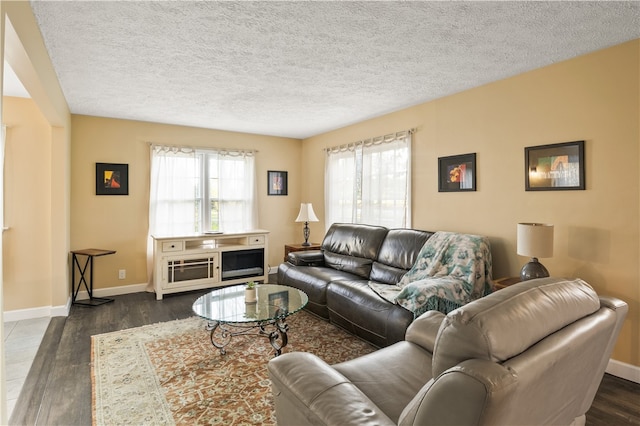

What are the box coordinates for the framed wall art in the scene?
[268,290,289,316]
[438,153,476,192]
[96,163,129,195]
[525,141,585,191]
[267,170,288,196]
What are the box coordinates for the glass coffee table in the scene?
[192,284,308,357]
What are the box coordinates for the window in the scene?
[148,145,257,237]
[325,131,411,228]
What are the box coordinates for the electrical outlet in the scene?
[118,269,126,280]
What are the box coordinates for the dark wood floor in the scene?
[10,288,640,425]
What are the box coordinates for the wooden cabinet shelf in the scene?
[152,230,269,300]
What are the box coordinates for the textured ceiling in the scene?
[29,1,640,139]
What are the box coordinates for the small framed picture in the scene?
[267,170,288,196]
[525,141,585,191]
[438,153,476,192]
[96,163,129,195]
[268,290,289,316]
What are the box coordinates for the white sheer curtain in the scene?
[325,147,356,225]
[149,145,198,237]
[325,131,411,229]
[146,145,197,290]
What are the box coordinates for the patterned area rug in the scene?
[91,311,376,425]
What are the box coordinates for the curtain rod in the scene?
[146,141,258,154]
[323,128,415,153]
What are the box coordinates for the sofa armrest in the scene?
[268,352,395,426]
[287,250,325,266]
[405,310,446,352]
[399,359,517,426]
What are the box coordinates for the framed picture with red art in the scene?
[96,162,129,195]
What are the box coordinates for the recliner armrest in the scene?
[268,352,395,426]
[405,311,446,352]
[599,296,629,314]
[287,250,325,266]
[399,359,517,426]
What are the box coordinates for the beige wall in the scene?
[70,115,302,290]
[2,0,71,313]
[303,40,640,367]
[2,97,53,310]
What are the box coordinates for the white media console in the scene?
[152,230,269,300]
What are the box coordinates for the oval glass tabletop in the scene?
[192,283,308,324]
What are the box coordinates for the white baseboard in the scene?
[74,282,148,300]
[3,302,69,322]
[52,297,72,317]
[607,359,640,384]
[3,282,147,322]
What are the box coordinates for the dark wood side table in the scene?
[284,243,321,262]
[493,276,522,291]
[71,248,116,306]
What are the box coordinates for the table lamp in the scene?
[295,203,319,246]
[517,222,554,281]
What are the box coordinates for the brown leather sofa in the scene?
[268,277,628,426]
[278,223,434,347]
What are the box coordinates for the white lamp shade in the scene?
[517,223,554,258]
[295,203,319,222]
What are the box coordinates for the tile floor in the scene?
[3,317,50,419]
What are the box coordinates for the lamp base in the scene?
[520,257,550,281]
[301,222,311,246]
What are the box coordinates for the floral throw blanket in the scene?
[369,231,493,317]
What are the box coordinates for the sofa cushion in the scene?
[333,341,434,423]
[324,252,374,279]
[322,223,388,258]
[278,262,362,319]
[321,223,388,278]
[327,280,414,347]
[370,229,433,284]
[432,277,601,377]
[268,352,397,426]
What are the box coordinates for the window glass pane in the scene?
[207,155,220,231]
[209,200,220,231]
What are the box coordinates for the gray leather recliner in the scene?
[267,277,627,425]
